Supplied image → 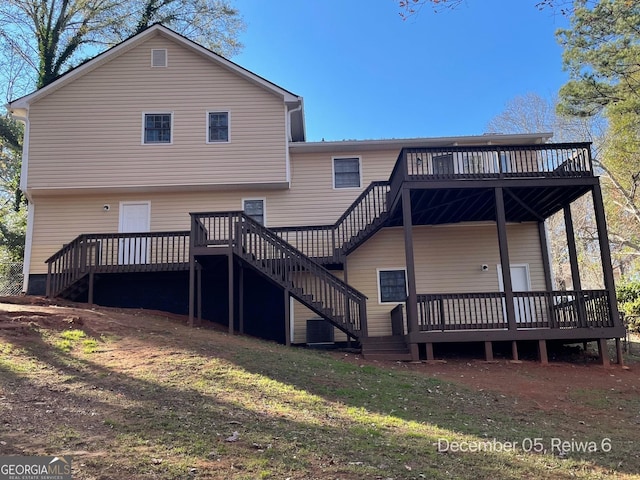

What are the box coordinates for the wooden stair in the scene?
[360,335,413,361]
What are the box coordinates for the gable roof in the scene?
[8,24,305,139]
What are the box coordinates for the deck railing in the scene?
[271,181,390,263]
[417,290,612,331]
[191,212,368,337]
[46,231,190,297]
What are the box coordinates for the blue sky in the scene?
[233,0,571,142]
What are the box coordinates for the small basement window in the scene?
[378,269,407,303]
[333,157,361,188]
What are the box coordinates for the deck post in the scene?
[564,204,585,326]
[228,213,235,335]
[425,343,434,361]
[239,265,244,334]
[511,340,519,361]
[284,288,291,346]
[597,338,611,367]
[87,272,94,306]
[592,184,621,328]
[196,263,202,326]
[615,338,624,366]
[46,261,52,298]
[484,341,494,362]
[538,221,553,292]
[538,339,548,365]
[228,252,234,335]
[402,187,420,361]
[495,187,516,330]
[188,217,196,327]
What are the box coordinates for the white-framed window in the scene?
[151,49,167,67]
[377,268,408,304]
[207,111,230,143]
[333,157,361,188]
[143,113,172,144]
[243,198,265,225]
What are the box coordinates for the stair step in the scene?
[362,352,414,362]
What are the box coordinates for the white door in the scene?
[119,202,150,264]
[498,264,533,324]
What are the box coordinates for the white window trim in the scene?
[206,111,231,144]
[142,112,174,145]
[377,267,408,305]
[151,49,168,67]
[332,156,362,189]
[242,197,267,226]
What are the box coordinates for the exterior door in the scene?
[498,264,533,324]
[119,202,150,264]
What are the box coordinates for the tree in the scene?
[556,0,640,278]
[0,0,245,92]
[556,0,640,118]
[398,0,574,18]
[486,93,613,288]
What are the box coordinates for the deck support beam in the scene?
[538,339,548,365]
[615,338,624,366]
[196,264,202,326]
[425,343,434,361]
[239,265,244,334]
[598,338,610,367]
[484,341,493,362]
[402,187,420,361]
[592,184,621,328]
[495,187,516,330]
[538,221,553,292]
[188,256,195,327]
[284,288,291,346]
[88,272,94,306]
[228,252,234,335]
[511,340,519,361]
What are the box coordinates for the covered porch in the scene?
[384,143,624,363]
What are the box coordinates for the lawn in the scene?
[1,297,639,479]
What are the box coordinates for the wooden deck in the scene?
[44,142,624,360]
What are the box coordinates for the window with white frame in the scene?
[333,157,361,188]
[378,269,407,303]
[243,199,265,225]
[207,112,229,143]
[143,113,172,144]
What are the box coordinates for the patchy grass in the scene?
[0,301,639,479]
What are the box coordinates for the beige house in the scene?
[9,25,625,363]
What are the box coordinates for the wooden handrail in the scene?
[191,211,368,337]
[417,290,611,332]
[46,231,190,298]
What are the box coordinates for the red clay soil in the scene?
[1,295,638,416]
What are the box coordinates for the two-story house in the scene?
[9,24,625,363]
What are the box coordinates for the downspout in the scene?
[8,108,33,292]
[286,102,303,185]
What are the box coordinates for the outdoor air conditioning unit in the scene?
[306,318,334,345]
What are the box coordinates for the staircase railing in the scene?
[46,231,190,298]
[191,212,368,338]
[271,181,390,263]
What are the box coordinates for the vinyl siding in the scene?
[346,223,545,337]
[27,34,287,191]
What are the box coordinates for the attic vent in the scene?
[151,49,167,67]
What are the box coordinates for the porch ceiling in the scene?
[388,184,593,226]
